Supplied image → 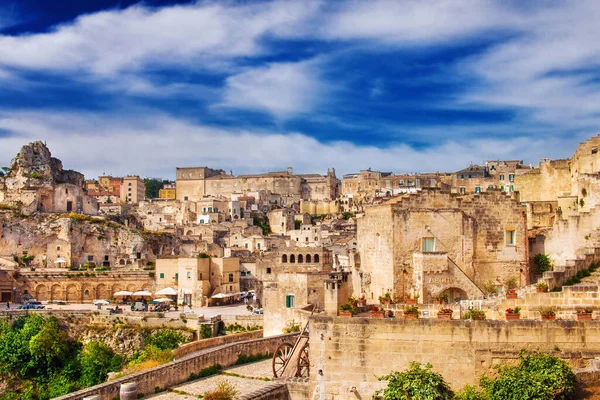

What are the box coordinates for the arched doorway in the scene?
[65,284,78,302]
[96,284,108,300]
[438,287,468,303]
[51,284,62,301]
[35,285,49,302]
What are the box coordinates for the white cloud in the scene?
[0,1,320,75]
[0,110,586,180]
[220,59,327,118]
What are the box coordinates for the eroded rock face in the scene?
[7,141,84,187]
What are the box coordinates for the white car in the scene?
[252,308,263,315]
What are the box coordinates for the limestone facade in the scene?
[357,190,527,303]
[268,208,296,235]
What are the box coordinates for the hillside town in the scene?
[3,136,600,398]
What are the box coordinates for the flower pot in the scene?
[541,314,555,321]
[437,313,452,320]
[404,313,418,319]
[405,298,417,305]
[577,313,593,321]
[357,300,366,307]
[506,294,518,299]
[505,313,520,321]
[380,300,391,305]
[434,300,441,305]
[339,311,353,318]
[370,311,385,318]
[536,288,547,293]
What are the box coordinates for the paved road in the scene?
[1,302,253,318]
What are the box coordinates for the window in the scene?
[460,187,465,194]
[128,188,131,192]
[286,294,296,308]
[431,179,436,186]
[510,185,514,192]
[282,255,287,263]
[509,174,514,181]
[257,243,261,249]
[104,255,109,261]
[228,273,233,282]
[468,174,472,178]
[187,271,191,279]
[266,267,272,274]
[175,273,178,281]
[415,179,420,186]
[128,182,132,186]
[57,246,61,251]
[88,255,93,261]
[460,174,464,179]
[399,180,405,186]
[160,273,164,279]
[422,237,435,252]
[505,230,516,246]
[499,174,504,181]
[475,186,481,193]
[244,243,248,249]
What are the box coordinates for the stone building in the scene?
[0,141,99,215]
[357,189,527,303]
[155,256,240,306]
[121,176,145,204]
[175,166,338,204]
[267,208,296,235]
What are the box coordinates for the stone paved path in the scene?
[147,359,275,399]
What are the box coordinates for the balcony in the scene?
[413,252,448,273]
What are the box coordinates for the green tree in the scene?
[534,254,553,273]
[480,351,576,400]
[376,362,454,400]
[144,178,166,199]
[78,341,122,388]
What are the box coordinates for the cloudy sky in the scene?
[1,0,599,180]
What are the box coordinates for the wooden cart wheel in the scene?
[272,342,294,378]
[296,342,310,377]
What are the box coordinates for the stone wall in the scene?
[55,333,298,400]
[174,330,263,358]
[310,315,600,400]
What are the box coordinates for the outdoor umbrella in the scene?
[155,287,177,296]
[93,299,110,305]
[113,291,133,297]
[133,290,152,297]
[211,293,232,299]
[154,298,174,303]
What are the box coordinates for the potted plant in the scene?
[370,305,385,318]
[539,306,556,321]
[403,305,420,319]
[505,306,521,320]
[506,289,518,299]
[405,293,419,305]
[339,303,354,317]
[467,309,486,320]
[379,292,392,305]
[535,282,549,293]
[577,307,593,321]
[348,296,359,308]
[437,308,453,320]
[434,294,448,305]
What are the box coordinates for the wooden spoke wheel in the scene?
[296,342,310,377]
[272,342,294,378]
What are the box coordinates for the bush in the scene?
[203,380,239,400]
[282,320,301,334]
[375,362,454,400]
[145,330,186,351]
[480,351,576,400]
[534,254,553,273]
[200,324,213,339]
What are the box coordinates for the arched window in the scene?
[119,259,125,265]
[282,254,288,263]
[298,254,304,263]
[306,254,311,263]
[290,254,296,263]
[314,254,320,263]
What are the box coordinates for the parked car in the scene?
[18,303,44,310]
[252,308,263,315]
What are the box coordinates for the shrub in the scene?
[203,380,239,400]
[145,330,186,350]
[28,171,44,179]
[504,277,518,290]
[482,280,497,295]
[199,324,213,339]
[465,309,486,320]
[375,362,454,400]
[535,282,549,292]
[480,351,576,400]
[403,305,419,315]
[282,320,301,334]
[539,306,556,317]
[534,254,553,273]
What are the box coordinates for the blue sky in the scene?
[1,0,600,179]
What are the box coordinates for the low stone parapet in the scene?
[54,332,297,400]
[174,330,264,359]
